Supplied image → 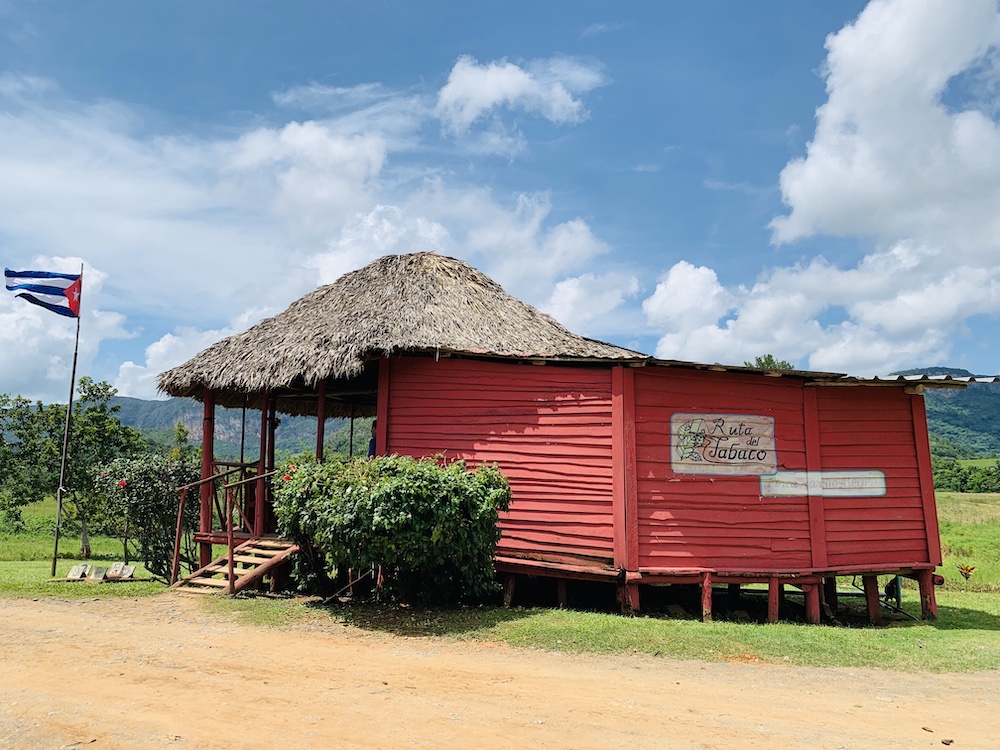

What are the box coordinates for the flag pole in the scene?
[51,266,83,577]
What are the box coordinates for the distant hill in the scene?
[111,396,365,459]
[891,367,1000,456]
[112,366,1000,460]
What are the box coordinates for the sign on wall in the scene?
[671,413,777,476]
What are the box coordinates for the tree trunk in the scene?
[79,516,91,559]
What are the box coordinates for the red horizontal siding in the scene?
[816,388,930,564]
[634,369,812,571]
[386,357,615,562]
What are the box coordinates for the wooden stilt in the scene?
[862,575,883,626]
[701,571,713,623]
[803,583,821,625]
[727,583,741,610]
[556,579,568,608]
[767,576,779,623]
[617,581,639,615]
[917,569,938,620]
[502,574,516,608]
[823,577,839,614]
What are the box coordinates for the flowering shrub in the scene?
[93,453,201,580]
[273,455,511,603]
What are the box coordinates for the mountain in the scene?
[113,365,1000,460]
[891,367,1000,457]
[111,396,368,459]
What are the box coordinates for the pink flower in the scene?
[282,474,291,482]
[119,480,127,487]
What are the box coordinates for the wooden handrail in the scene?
[175,466,246,493]
[171,465,258,584]
[222,469,279,490]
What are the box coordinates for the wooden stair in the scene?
[172,538,299,595]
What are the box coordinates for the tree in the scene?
[0,378,146,554]
[745,354,794,370]
[93,452,201,578]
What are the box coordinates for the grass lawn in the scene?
[3,493,1000,672]
[936,491,1000,592]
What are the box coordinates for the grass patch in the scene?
[203,589,1000,673]
[936,492,1000,592]
[957,458,1000,469]
[4,494,1000,673]
[0,560,164,598]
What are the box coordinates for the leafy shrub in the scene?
[273,455,511,603]
[93,454,201,579]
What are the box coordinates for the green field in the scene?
[937,491,1000,592]
[2,492,999,672]
[957,458,1000,469]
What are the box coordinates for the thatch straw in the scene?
[157,253,645,411]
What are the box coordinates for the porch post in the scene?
[315,378,327,463]
[255,390,269,538]
[199,389,215,568]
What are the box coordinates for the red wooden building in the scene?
[160,252,953,622]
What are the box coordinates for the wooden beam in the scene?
[376,358,390,455]
[767,576,779,623]
[315,378,326,463]
[823,577,839,615]
[862,575,883,626]
[911,394,943,565]
[199,390,215,569]
[803,387,828,568]
[701,571,713,623]
[917,568,938,620]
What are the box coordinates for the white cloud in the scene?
[581,22,628,39]
[642,262,736,332]
[643,0,1000,376]
[434,55,605,135]
[115,325,241,400]
[771,0,1000,249]
[309,204,452,285]
[0,51,615,401]
[543,272,640,334]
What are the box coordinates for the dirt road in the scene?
[1,595,998,749]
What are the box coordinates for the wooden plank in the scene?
[611,366,627,569]
[622,367,640,571]
[911,394,942,566]
[863,575,883,625]
[803,387,828,568]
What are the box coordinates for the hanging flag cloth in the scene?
[4,269,82,317]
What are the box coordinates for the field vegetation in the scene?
[2,489,999,673]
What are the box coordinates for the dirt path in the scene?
[1,595,998,750]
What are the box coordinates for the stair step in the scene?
[205,564,259,577]
[232,554,273,565]
[252,539,295,548]
[187,577,231,588]
[238,547,286,557]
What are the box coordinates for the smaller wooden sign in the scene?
[67,565,88,580]
[87,566,108,581]
[108,562,125,579]
[120,565,136,580]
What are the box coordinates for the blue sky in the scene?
[2,0,1000,402]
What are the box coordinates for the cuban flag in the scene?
[4,269,83,318]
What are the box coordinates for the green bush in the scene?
[273,455,511,603]
[93,454,201,580]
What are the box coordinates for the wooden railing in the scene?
[221,470,279,594]
[170,463,256,585]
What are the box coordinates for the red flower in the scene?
[119,480,127,487]
[282,474,292,482]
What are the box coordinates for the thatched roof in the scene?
[157,253,646,414]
